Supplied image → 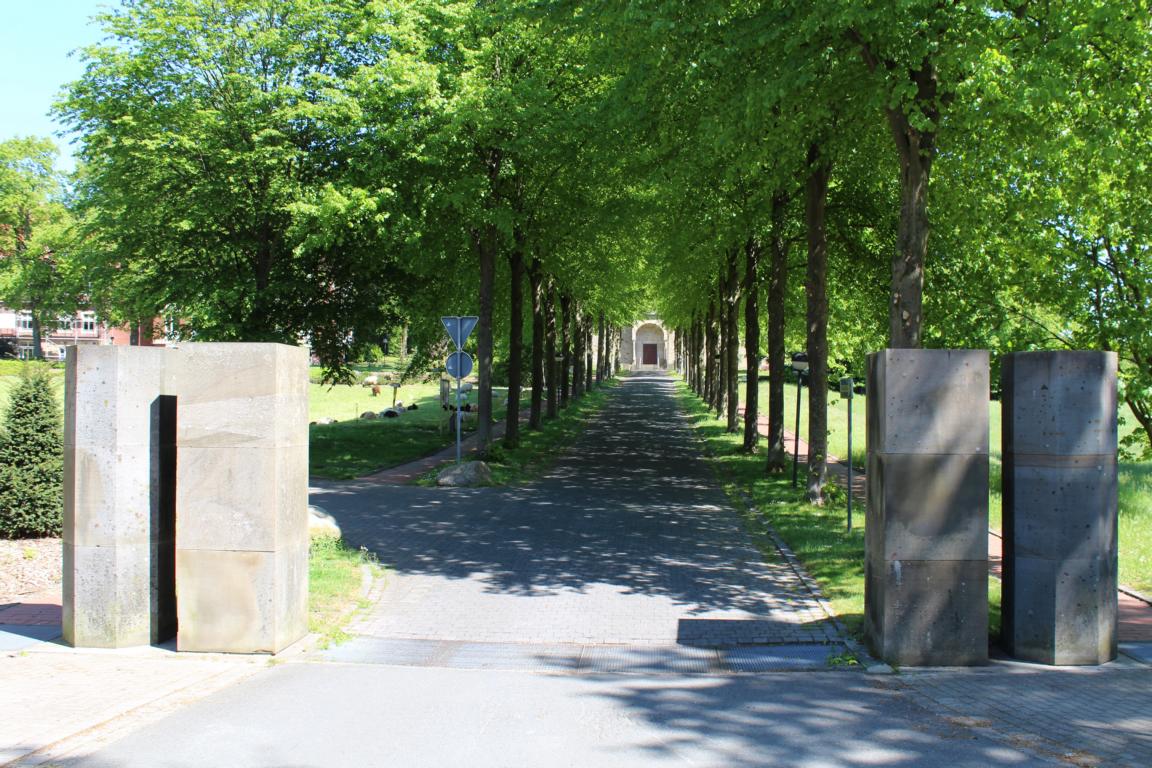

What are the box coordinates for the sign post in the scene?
[839,376,855,531]
[441,316,479,464]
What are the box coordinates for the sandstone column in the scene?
[64,347,169,647]
[168,343,309,653]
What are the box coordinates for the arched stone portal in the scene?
[619,316,675,371]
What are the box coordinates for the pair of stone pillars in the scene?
[866,350,1117,666]
[63,343,309,654]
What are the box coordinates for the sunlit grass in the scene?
[308,534,384,648]
[484,380,618,485]
[309,382,508,479]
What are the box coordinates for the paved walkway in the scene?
[309,373,840,654]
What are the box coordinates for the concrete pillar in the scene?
[64,347,169,647]
[64,343,309,654]
[1002,351,1118,665]
[865,349,989,666]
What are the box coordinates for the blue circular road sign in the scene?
[446,351,474,379]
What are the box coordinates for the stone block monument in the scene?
[63,343,309,654]
[865,349,989,666]
[1001,351,1118,665]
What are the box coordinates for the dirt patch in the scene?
[0,537,62,603]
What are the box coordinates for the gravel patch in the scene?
[0,537,62,603]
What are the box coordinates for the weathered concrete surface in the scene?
[1002,351,1118,665]
[63,347,168,648]
[865,349,989,666]
[63,344,309,654]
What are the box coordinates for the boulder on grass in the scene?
[308,506,342,538]
[436,460,492,487]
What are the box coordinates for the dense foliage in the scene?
[1,0,1146,481]
[0,368,64,538]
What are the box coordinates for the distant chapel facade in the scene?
[619,315,676,371]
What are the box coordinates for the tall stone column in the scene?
[865,349,989,666]
[1002,351,1118,665]
[167,343,309,654]
[64,343,309,654]
[64,347,169,647]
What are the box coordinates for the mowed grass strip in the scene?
[485,380,619,486]
[308,534,383,648]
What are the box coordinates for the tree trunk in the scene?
[694,315,704,396]
[1127,396,1152,455]
[888,105,931,350]
[572,306,584,400]
[743,236,761,452]
[30,313,44,360]
[596,312,605,384]
[704,302,713,403]
[585,314,594,394]
[560,292,572,408]
[504,242,524,448]
[765,192,791,473]
[475,226,497,450]
[528,259,544,429]
[805,145,831,505]
[545,282,559,419]
[715,279,727,419]
[725,249,741,433]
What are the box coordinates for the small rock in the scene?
[382,409,400,418]
[308,506,342,538]
[360,411,378,420]
[316,417,336,425]
[406,403,418,411]
[436,461,493,487]
[866,663,895,675]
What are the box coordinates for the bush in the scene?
[0,367,64,538]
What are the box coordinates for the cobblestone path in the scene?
[309,373,840,667]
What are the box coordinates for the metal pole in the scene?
[792,372,802,488]
[455,374,462,465]
[846,391,853,531]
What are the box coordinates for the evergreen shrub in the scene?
[0,367,64,538]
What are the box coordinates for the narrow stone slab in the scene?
[1002,351,1118,665]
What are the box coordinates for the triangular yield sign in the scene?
[441,316,479,349]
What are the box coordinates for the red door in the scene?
[642,343,658,365]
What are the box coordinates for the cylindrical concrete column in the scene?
[1002,351,1118,665]
[865,349,990,666]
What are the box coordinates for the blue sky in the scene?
[1,1,110,171]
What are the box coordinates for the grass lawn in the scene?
[308,534,383,648]
[309,379,508,479]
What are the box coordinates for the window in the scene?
[81,314,96,332]
[17,315,32,331]
[58,317,74,331]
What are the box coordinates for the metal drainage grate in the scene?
[316,637,852,675]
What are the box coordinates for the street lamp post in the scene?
[790,352,809,488]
